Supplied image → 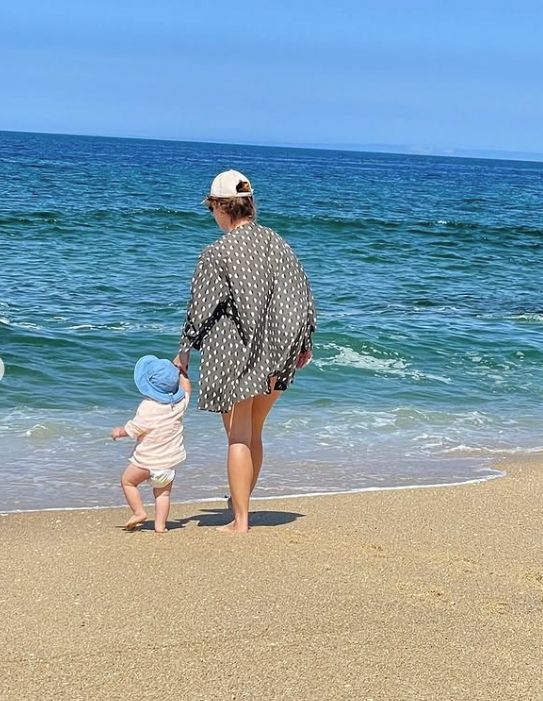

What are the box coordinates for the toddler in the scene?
[112,355,191,532]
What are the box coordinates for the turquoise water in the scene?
[1,131,542,510]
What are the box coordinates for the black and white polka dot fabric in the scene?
[180,222,316,413]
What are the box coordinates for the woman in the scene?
[174,169,316,533]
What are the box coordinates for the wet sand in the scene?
[1,455,542,700]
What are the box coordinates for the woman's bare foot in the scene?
[154,527,168,534]
[216,519,249,534]
[125,511,147,530]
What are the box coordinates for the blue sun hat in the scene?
[134,355,185,405]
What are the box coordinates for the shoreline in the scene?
[2,453,542,700]
[0,466,506,516]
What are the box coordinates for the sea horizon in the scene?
[2,128,543,165]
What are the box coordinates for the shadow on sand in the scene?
[176,507,305,529]
[118,507,304,532]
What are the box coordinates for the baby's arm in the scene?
[112,402,151,441]
[111,426,129,440]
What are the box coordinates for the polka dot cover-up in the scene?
[179,223,316,413]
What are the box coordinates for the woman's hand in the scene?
[179,374,192,395]
[296,349,312,370]
[172,351,190,376]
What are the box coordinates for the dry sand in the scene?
[1,455,542,700]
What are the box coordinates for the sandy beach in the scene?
[1,455,542,701]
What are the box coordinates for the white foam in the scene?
[23,424,48,437]
[15,321,40,330]
[507,313,543,323]
[315,343,407,374]
[328,347,407,373]
[440,444,543,456]
[2,318,174,333]
[316,343,451,383]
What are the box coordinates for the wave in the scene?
[65,321,173,332]
[23,424,48,437]
[505,313,543,323]
[439,444,543,457]
[0,207,204,227]
[0,318,42,330]
[266,211,543,238]
[314,343,452,383]
[316,344,407,373]
[0,210,61,225]
[3,205,541,248]
[0,317,177,334]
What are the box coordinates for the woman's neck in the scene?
[228,218,252,232]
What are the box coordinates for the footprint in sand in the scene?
[524,572,543,586]
[482,600,512,615]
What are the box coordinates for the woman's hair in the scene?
[206,179,256,221]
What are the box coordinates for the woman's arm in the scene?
[178,249,230,354]
[296,267,316,369]
[172,350,190,374]
[301,271,316,352]
[179,373,192,397]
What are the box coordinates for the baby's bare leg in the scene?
[120,464,150,529]
[153,482,172,533]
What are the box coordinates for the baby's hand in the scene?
[111,426,127,440]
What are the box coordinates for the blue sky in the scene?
[1,1,542,156]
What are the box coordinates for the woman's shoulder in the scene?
[243,222,286,248]
[261,225,296,254]
[252,222,277,236]
[204,223,286,261]
[198,240,223,265]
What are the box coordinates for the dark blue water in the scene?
[1,131,542,510]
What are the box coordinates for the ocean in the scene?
[1,130,542,511]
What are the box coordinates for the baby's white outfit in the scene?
[124,394,189,487]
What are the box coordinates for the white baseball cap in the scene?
[206,169,254,199]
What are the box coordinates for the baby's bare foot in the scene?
[216,520,249,534]
[125,512,147,530]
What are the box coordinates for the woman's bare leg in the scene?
[153,482,172,533]
[120,464,150,529]
[218,396,254,533]
[249,387,281,493]
[221,381,281,523]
